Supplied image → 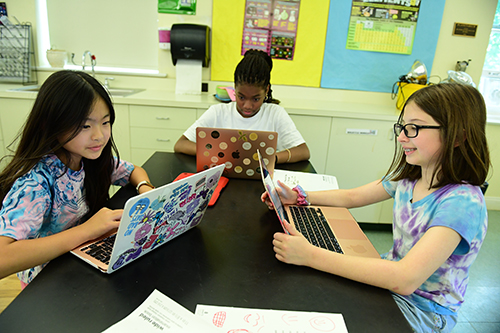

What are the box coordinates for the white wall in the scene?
[7,0,498,92]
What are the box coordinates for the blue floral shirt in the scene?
[382,178,487,314]
[0,154,134,284]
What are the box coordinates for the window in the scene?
[478,1,500,115]
[38,0,159,74]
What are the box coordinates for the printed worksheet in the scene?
[273,169,339,191]
[195,304,348,333]
[102,290,218,332]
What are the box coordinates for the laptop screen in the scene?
[258,150,288,225]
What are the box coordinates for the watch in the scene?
[136,180,155,193]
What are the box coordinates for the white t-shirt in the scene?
[183,102,305,151]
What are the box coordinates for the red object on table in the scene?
[173,172,229,206]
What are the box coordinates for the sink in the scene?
[8,85,144,97]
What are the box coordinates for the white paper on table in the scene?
[102,289,218,332]
[273,169,339,191]
[195,304,348,333]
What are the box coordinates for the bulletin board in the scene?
[211,0,330,87]
[321,1,446,93]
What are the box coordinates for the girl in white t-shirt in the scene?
[174,49,310,164]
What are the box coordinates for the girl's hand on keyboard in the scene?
[80,208,123,240]
[273,220,312,266]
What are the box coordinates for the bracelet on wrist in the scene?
[292,185,310,206]
[136,180,155,193]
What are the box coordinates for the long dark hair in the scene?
[234,49,280,104]
[0,70,120,219]
[386,83,490,188]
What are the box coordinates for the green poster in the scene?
[158,0,196,15]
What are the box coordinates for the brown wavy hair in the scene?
[386,83,490,188]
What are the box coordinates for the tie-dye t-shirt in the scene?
[0,154,134,284]
[382,178,487,315]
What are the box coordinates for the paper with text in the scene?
[273,169,339,191]
[102,289,218,332]
[195,304,348,333]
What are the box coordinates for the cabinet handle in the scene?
[156,117,170,120]
[156,138,171,142]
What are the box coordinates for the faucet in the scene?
[82,50,96,76]
[104,77,114,89]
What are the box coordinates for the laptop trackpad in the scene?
[329,219,367,240]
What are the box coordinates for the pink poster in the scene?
[241,0,300,60]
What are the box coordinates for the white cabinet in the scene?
[289,114,331,174]
[0,98,33,170]
[129,105,197,166]
[325,117,396,224]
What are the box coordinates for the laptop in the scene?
[257,150,379,258]
[196,127,277,180]
[71,164,225,273]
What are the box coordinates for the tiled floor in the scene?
[362,210,500,333]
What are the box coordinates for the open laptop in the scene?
[257,150,379,258]
[71,164,225,273]
[196,127,277,180]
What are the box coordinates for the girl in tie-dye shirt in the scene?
[262,83,490,332]
[0,71,154,287]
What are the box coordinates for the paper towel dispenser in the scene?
[170,23,210,67]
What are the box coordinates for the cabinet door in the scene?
[289,114,331,174]
[0,98,33,155]
[129,105,196,129]
[129,105,197,165]
[326,118,395,223]
[112,104,131,162]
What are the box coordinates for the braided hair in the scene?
[234,49,280,104]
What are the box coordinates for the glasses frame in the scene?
[393,123,441,138]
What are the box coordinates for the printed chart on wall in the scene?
[346,0,421,55]
[242,0,300,60]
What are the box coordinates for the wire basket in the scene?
[0,20,37,84]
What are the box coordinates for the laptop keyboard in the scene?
[80,234,116,265]
[289,206,343,254]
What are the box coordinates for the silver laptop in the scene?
[258,150,379,258]
[71,164,225,273]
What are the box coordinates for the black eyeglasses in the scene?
[393,123,441,138]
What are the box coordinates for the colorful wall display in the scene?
[212,0,329,87]
[346,0,421,55]
[241,0,300,60]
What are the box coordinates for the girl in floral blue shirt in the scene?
[262,83,490,332]
[0,71,154,286]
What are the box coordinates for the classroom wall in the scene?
[7,0,500,201]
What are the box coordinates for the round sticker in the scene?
[268,134,275,140]
[249,132,258,141]
[252,152,259,161]
[260,141,266,147]
[230,136,237,143]
[243,158,251,165]
[211,156,218,163]
[211,131,220,139]
[265,147,275,155]
[203,151,210,157]
[263,158,270,165]
[205,143,212,150]
[242,142,252,150]
[246,169,255,176]
[219,142,228,150]
[234,166,243,173]
[198,131,206,139]
[225,161,233,169]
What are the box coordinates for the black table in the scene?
[0,152,411,332]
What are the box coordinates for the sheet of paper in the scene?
[102,289,218,332]
[195,304,348,333]
[273,169,339,191]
